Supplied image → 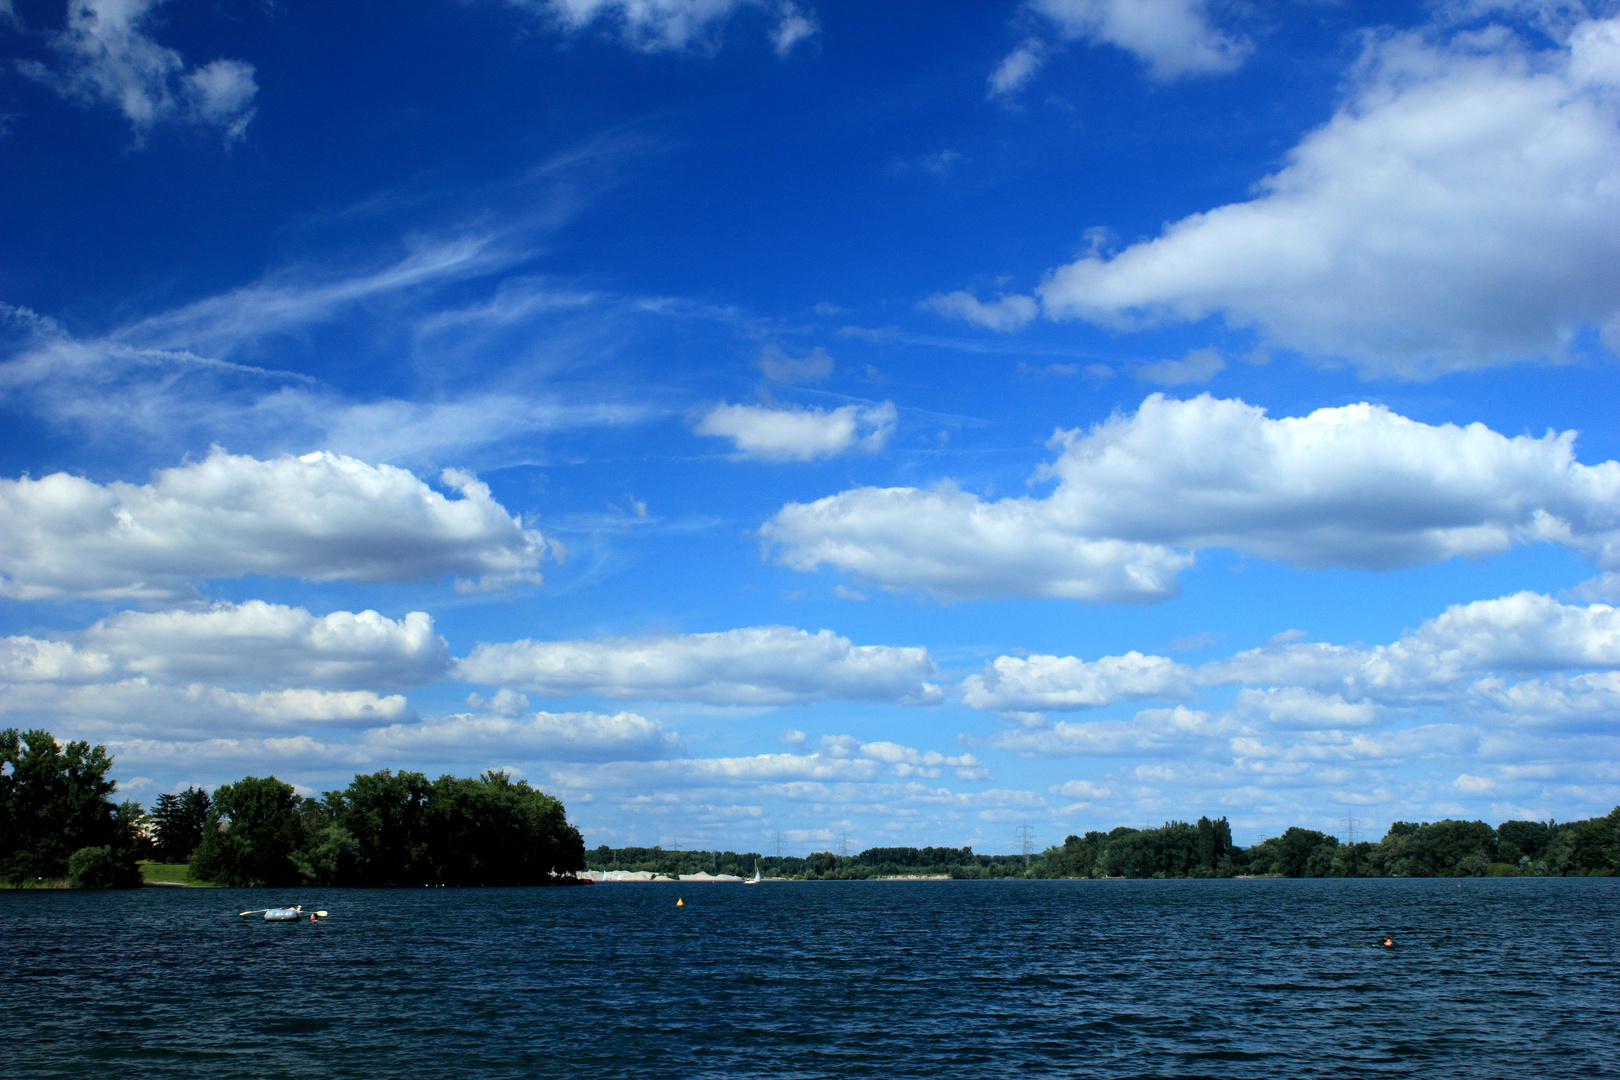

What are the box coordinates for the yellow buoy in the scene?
[676,898,684,906]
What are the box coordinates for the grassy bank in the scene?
[139,861,212,886]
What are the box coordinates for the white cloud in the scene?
[763,479,1192,603]
[988,38,1048,98]
[1037,22,1620,376]
[518,0,813,53]
[1051,778,1115,801]
[363,708,682,763]
[1565,570,1620,601]
[923,291,1038,333]
[990,705,1225,757]
[964,592,1620,755]
[962,651,1195,711]
[1028,0,1249,80]
[0,603,446,696]
[1229,687,1382,731]
[763,394,1620,602]
[75,602,451,690]
[695,401,896,461]
[1205,592,1620,703]
[758,344,834,383]
[456,625,944,705]
[0,636,114,683]
[0,679,411,740]
[0,449,551,601]
[552,749,885,790]
[1133,347,1224,385]
[821,735,984,779]
[17,0,257,138]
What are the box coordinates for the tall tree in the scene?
[191,776,305,887]
[0,728,141,886]
[151,786,212,863]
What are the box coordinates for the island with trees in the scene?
[4,727,1616,888]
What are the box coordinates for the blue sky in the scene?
[3,0,1620,852]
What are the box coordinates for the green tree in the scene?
[418,771,585,885]
[1496,820,1551,860]
[332,769,433,885]
[0,728,142,885]
[151,786,212,863]
[805,851,838,876]
[1266,828,1336,877]
[191,776,305,886]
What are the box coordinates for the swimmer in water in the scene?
[1380,935,1394,948]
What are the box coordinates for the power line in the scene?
[1016,820,1035,866]
[772,830,784,860]
[837,829,849,858]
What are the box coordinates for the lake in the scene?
[5,878,1616,1078]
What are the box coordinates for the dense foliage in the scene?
[0,728,144,888]
[191,769,586,887]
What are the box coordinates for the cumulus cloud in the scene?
[0,450,552,601]
[1027,0,1249,80]
[518,0,815,53]
[0,636,114,683]
[694,401,896,461]
[923,291,1038,332]
[17,0,257,138]
[763,480,1191,603]
[456,625,943,705]
[963,651,1194,711]
[1037,21,1620,376]
[964,588,1620,809]
[944,588,1620,835]
[0,603,446,694]
[762,394,1620,602]
[72,602,452,690]
[0,679,411,740]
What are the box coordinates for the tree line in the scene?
[1,729,585,888]
[8,727,1615,887]
[589,810,1620,880]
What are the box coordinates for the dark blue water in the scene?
[5,878,1616,1078]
